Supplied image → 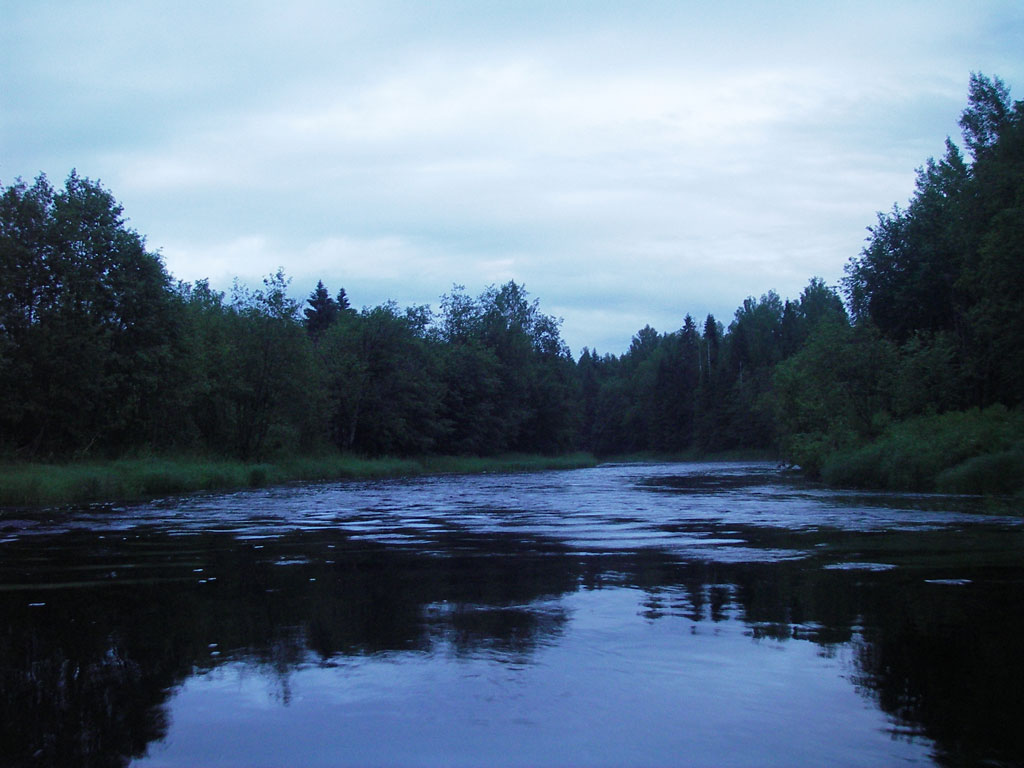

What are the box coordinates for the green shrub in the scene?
[820,406,1024,492]
[937,449,1024,495]
[0,452,599,508]
[247,464,272,487]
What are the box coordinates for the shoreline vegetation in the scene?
[816,406,1024,496]
[0,453,596,509]
[3,437,1021,510]
[0,450,785,509]
[3,76,1023,505]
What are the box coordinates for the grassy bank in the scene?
[819,405,1024,495]
[0,452,598,509]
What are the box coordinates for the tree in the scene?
[303,280,339,341]
[0,174,54,448]
[773,323,899,473]
[796,277,847,334]
[695,314,725,450]
[185,269,323,460]
[319,303,442,455]
[844,140,970,342]
[646,316,700,451]
[959,72,1012,160]
[719,292,785,448]
[0,171,183,456]
[433,281,578,454]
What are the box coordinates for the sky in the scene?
[3,1,1023,356]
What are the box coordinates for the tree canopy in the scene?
[3,75,1021,480]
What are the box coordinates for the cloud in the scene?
[4,1,1024,354]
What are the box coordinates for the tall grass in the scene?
[820,405,1024,494]
[0,452,599,508]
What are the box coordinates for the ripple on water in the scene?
[822,562,898,572]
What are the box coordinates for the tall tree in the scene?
[222,270,321,459]
[959,72,1012,160]
[303,280,339,341]
[319,302,442,455]
[0,171,183,456]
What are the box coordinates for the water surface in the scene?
[2,462,1022,766]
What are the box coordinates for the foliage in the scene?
[771,72,1024,488]
[176,271,322,460]
[820,406,1024,492]
[434,282,578,455]
[772,322,898,473]
[0,172,182,457]
[3,74,1022,497]
[844,72,1024,409]
[318,301,442,456]
[0,453,599,507]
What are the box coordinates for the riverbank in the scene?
[0,453,599,508]
[806,406,1024,496]
[600,448,779,464]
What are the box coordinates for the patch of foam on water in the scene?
[822,562,898,572]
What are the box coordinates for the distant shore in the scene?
[0,453,603,509]
[0,451,796,510]
[9,440,1020,512]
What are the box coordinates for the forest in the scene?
[2,74,1022,495]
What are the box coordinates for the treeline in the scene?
[0,175,580,459]
[773,73,1024,488]
[0,163,817,461]
[0,166,834,463]
[2,74,1023,490]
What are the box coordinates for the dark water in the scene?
[2,462,1023,767]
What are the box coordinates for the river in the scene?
[1,461,1022,767]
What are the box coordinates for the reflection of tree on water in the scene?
[850,577,1024,768]
[2,528,1022,767]
[0,530,581,767]
[1,590,176,768]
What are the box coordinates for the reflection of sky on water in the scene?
[7,462,1017,562]
[139,588,928,768]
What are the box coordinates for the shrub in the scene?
[820,406,1024,492]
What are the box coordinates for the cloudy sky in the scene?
[4,1,1022,355]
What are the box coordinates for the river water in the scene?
[1,462,1022,767]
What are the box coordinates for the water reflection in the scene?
[1,464,1022,767]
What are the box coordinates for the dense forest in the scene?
[2,74,1022,492]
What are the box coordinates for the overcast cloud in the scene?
[3,1,1023,354]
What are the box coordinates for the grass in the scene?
[0,452,599,509]
[819,405,1024,495]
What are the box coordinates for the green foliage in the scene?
[303,280,339,340]
[773,322,898,473]
[960,72,1012,159]
[318,302,443,456]
[0,172,182,456]
[770,74,1024,489]
[3,74,1021,497]
[303,280,355,341]
[843,73,1024,410]
[434,282,578,455]
[820,406,1024,492]
[0,453,599,507]
[936,449,1024,495]
[892,331,966,416]
[176,271,322,460]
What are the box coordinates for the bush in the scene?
[820,406,1024,492]
[937,450,1024,495]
